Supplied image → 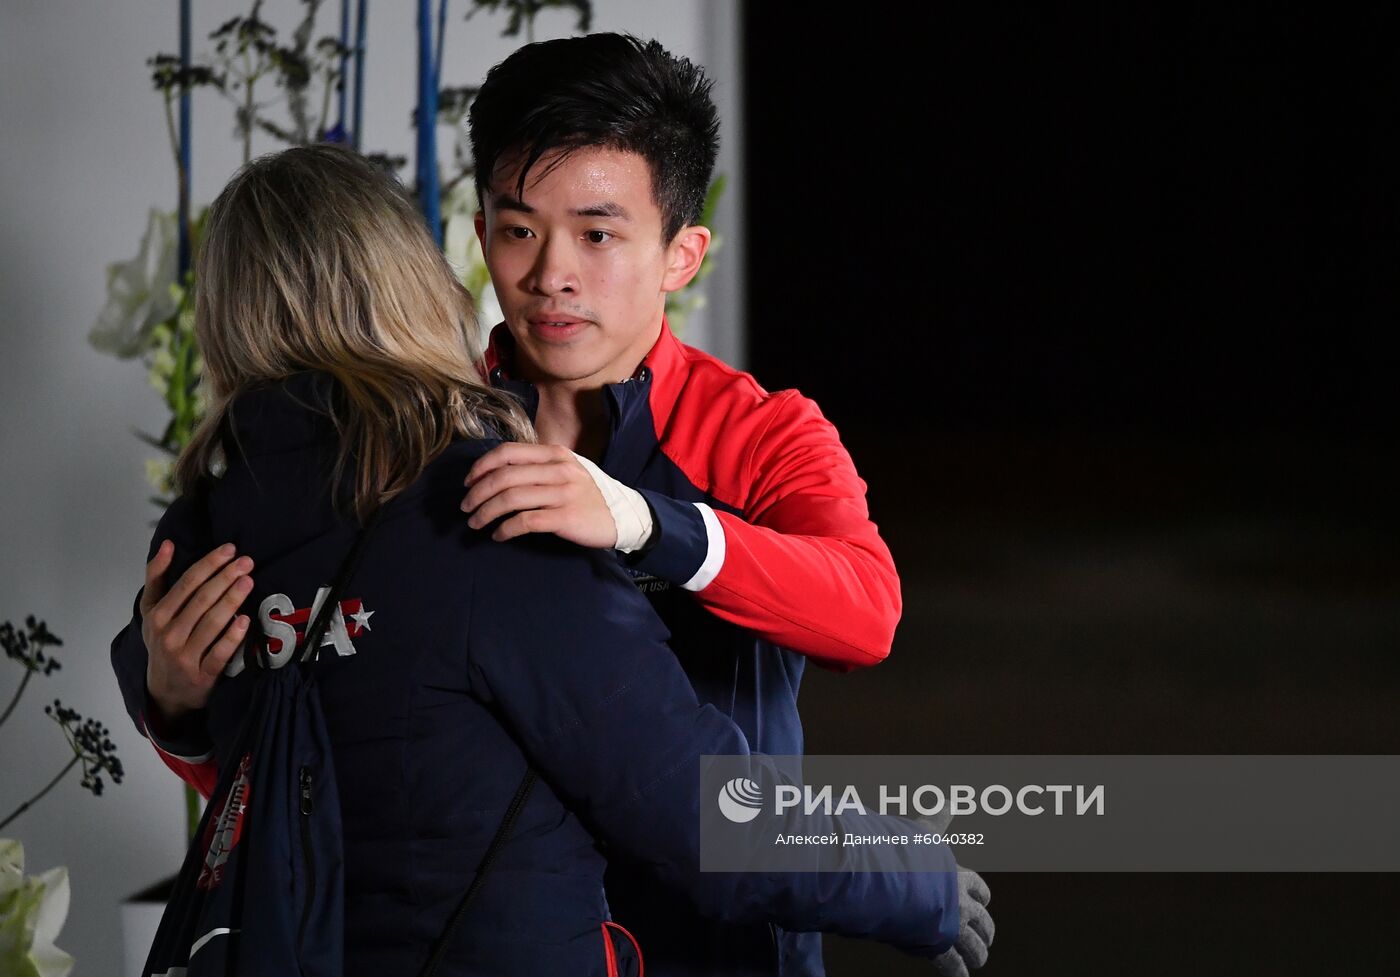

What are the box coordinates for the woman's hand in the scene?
[141,541,254,725]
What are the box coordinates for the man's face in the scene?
[475,145,707,388]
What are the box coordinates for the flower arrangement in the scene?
[0,619,125,835]
[0,617,127,977]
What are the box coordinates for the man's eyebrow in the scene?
[487,195,631,221]
[571,202,632,220]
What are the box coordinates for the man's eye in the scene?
[505,226,534,240]
[585,230,613,244]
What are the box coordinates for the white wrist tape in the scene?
[572,452,655,553]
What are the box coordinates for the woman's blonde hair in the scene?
[175,144,533,521]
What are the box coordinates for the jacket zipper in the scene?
[298,765,316,952]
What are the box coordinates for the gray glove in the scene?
[932,868,993,975]
[916,807,994,974]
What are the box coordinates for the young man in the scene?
[457,32,990,977]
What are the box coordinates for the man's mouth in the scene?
[526,314,589,342]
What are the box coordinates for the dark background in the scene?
[744,5,1400,975]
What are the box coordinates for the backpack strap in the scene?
[297,506,385,668]
[418,767,539,976]
[294,503,539,975]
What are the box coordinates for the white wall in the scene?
[0,2,742,972]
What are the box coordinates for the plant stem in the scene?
[186,784,201,840]
[165,87,194,277]
[0,755,80,832]
[442,168,473,194]
[169,325,190,445]
[242,50,256,164]
[163,89,183,183]
[319,69,334,138]
[0,669,32,728]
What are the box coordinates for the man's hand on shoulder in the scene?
[463,442,654,552]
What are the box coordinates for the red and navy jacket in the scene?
[109,373,951,976]
[485,318,903,977]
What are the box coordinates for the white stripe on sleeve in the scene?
[681,503,726,592]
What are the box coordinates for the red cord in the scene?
[602,920,644,977]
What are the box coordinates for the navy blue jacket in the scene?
[486,320,907,976]
[112,373,957,976]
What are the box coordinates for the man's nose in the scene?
[528,234,579,295]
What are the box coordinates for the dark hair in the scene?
[468,32,720,243]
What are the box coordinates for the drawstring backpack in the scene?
[142,508,381,977]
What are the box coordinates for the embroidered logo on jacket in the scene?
[624,568,672,595]
[198,752,252,890]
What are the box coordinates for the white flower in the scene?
[89,210,180,359]
[0,839,74,977]
[144,457,174,494]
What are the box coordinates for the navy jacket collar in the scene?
[480,320,679,478]
[223,372,340,459]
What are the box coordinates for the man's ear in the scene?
[661,225,713,293]
[474,211,487,249]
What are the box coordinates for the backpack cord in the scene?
[418,768,539,976]
[297,507,385,669]
[294,503,539,976]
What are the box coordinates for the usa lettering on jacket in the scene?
[223,590,374,675]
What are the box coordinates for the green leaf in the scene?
[132,430,178,456]
[701,174,726,227]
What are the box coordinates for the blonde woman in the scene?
[110,145,962,976]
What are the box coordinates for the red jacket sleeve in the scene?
[112,607,222,800]
[140,704,221,801]
[708,392,901,669]
[633,390,901,671]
